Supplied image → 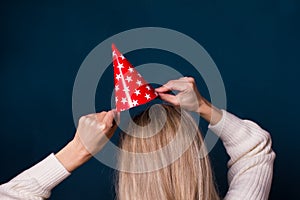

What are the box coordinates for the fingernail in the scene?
[98,124,106,130]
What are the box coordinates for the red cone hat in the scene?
[112,44,158,112]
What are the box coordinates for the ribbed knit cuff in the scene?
[208,109,271,161]
[26,153,71,194]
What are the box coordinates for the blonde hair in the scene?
[116,104,219,200]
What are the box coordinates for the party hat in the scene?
[112,44,158,112]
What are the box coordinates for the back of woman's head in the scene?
[116,104,219,200]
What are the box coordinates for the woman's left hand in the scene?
[155,77,222,125]
[155,77,204,113]
[56,110,119,172]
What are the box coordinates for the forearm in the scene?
[197,98,223,125]
[55,138,92,172]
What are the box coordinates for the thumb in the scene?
[158,93,179,106]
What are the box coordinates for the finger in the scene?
[179,76,195,83]
[157,80,188,93]
[109,109,120,126]
[179,76,188,80]
[158,93,180,106]
[95,112,107,122]
[155,79,180,93]
[102,110,115,128]
[155,85,171,93]
[106,121,118,138]
[112,109,121,125]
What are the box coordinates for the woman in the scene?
[0,77,275,199]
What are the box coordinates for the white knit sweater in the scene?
[0,110,275,199]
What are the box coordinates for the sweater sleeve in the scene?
[0,153,71,200]
[208,110,275,200]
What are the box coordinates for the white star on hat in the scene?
[145,93,150,100]
[134,89,141,96]
[128,67,134,73]
[112,51,117,58]
[136,80,142,86]
[123,86,130,93]
[117,63,124,70]
[125,76,132,83]
[132,99,139,106]
[116,74,122,81]
[121,97,127,105]
[115,85,119,91]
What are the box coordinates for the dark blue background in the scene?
[1,0,299,199]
